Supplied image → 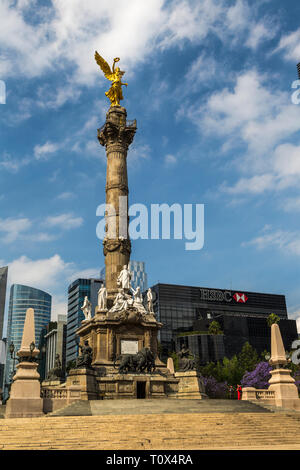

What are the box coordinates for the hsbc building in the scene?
[150,283,298,362]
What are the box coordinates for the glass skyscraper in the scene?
[66,278,102,365]
[4,284,51,397]
[100,260,148,292]
[151,283,297,361]
[0,266,8,339]
[128,261,148,292]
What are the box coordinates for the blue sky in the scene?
[0,0,300,334]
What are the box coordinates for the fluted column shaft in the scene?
[98,106,136,305]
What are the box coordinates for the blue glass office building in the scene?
[0,266,8,339]
[66,278,102,365]
[4,284,51,395]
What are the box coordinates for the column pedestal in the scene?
[174,371,208,399]
[5,361,43,418]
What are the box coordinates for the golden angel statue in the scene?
[94,52,128,107]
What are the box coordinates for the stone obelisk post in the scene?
[268,323,299,409]
[5,308,43,418]
[98,106,136,307]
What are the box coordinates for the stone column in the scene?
[98,106,136,306]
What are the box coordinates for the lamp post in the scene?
[9,341,18,378]
[6,341,18,401]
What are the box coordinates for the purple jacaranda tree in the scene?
[241,361,272,389]
[202,376,228,398]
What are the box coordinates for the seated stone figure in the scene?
[75,340,93,369]
[178,345,196,371]
[110,289,129,313]
[46,353,63,381]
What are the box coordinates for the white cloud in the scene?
[281,197,300,213]
[164,154,177,166]
[127,142,151,166]
[226,0,250,32]
[3,254,100,321]
[0,213,84,244]
[37,83,82,110]
[246,21,277,50]
[43,213,84,230]
[221,142,300,196]
[0,217,32,243]
[29,232,58,242]
[7,254,73,291]
[68,268,100,283]
[160,0,224,48]
[56,192,76,201]
[223,0,277,49]
[275,28,300,62]
[243,227,300,257]
[0,152,30,172]
[34,141,60,160]
[0,0,274,88]
[182,69,300,196]
[51,294,68,320]
[221,174,275,195]
[182,54,218,92]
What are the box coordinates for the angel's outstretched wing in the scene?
[94,51,113,80]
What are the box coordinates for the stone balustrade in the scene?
[242,387,275,402]
[41,385,81,413]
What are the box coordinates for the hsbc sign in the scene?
[200,289,248,304]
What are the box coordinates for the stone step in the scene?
[48,400,92,416]
[48,398,272,417]
[1,412,300,449]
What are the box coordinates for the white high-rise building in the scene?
[129,261,148,293]
[100,261,148,293]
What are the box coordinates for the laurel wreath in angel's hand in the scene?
[94,52,125,81]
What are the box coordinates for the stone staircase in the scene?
[0,405,5,419]
[1,399,300,449]
[48,398,271,417]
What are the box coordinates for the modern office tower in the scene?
[44,315,67,379]
[297,62,300,79]
[151,283,298,361]
[66,278,102,365]
[128,261,148,292]
[0,338,6,395]
[4,284,51,397]
[0,266,8,339]
[99,267,105,283]
[99,261,147,292]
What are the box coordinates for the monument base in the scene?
[5,362,44,418]
[42,379,64,387]
[66,367,98,400]
[173,371,208,399]
[268,368,300,409]
[5,398,44,418]
[97,373,178,399]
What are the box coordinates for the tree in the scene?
[221,356,244,386]
[170,352,179,371]
[267,313,280,327]
[260,349,270,361]
[208,320,223,335]
[202,376,227,398]
[238,342,259,373]
[157,340,163,359]
[241,362,272,389]
[66,360,76,373]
